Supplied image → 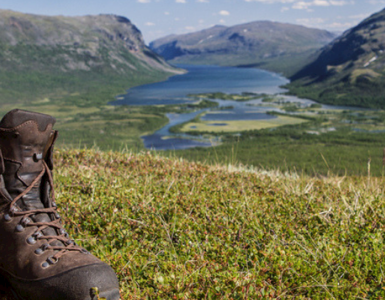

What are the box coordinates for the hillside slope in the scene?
[289,8,385,108]
[0,148,381,299]
[0,10,181,105]
[150,21,336,76]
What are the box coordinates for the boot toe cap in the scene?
[10,263,120,300]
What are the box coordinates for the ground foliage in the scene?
[9,148,381,299]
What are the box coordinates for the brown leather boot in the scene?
[0,109,120,300]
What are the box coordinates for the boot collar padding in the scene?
[0,109,55,132]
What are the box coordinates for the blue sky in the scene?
[0,0,384,43]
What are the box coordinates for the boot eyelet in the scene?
[35,248,44,255]
[4,214,12,222]
[33,231,43,239]
[9,207,18,215]
[42,243,50,251]
[33,153,43,162]
[16,224,25,232]
[52,202,57,207]
[27,237,36,245]
[41,262,49,269]
[21,218,31,226]
[55,213,60,219]
[47,256,59,265]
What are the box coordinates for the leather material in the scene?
[0,211,103,280]
[0,110,120,300]
[0,109,55,132]
[4,264,119,300]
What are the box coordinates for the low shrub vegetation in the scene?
[0,148,378,299]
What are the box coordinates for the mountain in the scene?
[149,21,336,76]
[289,8,385,108]
[0,10,181,105]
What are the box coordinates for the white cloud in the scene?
[219,10,230,16]
[325,21,356,28]
[145,22,155,26]
[313,0,330,5]
[176,0,187,3]
[196,0,209,2]
[219,19,226,23]
[185,26,196,31]
[281,6,290,11]
[347,13,371,19]
[137,0,151,3]
[297,16,356,30]
[291,0,352,10]
[368,0,385,4]
[296,17,326,26]
[329,0,350,4]
[244,0,353,7]
[244,0,296,3]
[292,1,310,9]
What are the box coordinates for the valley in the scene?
[0,9,384,178]
[1,5,385,299]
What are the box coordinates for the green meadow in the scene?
[0,69,385,300]
[179,115,308,133]
[0,149,382,299]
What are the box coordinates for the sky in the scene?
[0,0,384,43]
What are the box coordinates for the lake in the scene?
[109,65,317,150]
[110,65,289,106]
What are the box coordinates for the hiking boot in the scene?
[0,109,120,300]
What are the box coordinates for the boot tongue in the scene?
[0,109,56,211]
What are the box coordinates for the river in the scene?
[109,65,330,150]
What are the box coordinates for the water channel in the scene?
[109,65,350,150]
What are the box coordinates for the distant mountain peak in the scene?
[149,20,336,74]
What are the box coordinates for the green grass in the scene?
[1,148,380,299]
[166,122,385,177]
[179,115,308,133]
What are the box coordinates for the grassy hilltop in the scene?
[0,148,382,299]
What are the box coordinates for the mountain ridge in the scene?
[0,9,181,105]
[288,8,385,108]
[0,9,178,74]
[149,20,337,76]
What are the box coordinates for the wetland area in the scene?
[33,64,385,176]
[111,65,382,154]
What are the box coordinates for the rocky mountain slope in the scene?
[0,10,177,73]
[150,21,336,76]
[0,10,181,105]
[289,8,385,108]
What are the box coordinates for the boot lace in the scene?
[6,161,86,266]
